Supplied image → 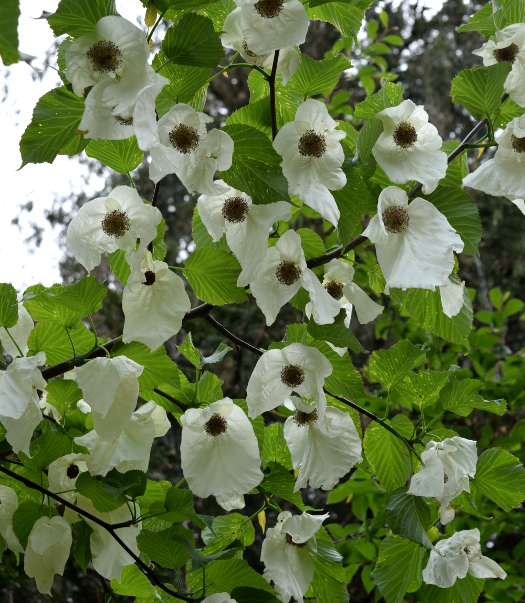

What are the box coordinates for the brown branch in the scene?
[268,50,280,141]
[149,181,162,253]
[154,388,189,412]
[182,302,214,322]
[306,235,368,269]
[204,314,263,357]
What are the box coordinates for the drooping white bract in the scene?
[473,24,525,107]
[372,100,448,194]
[197,181,292,286]
[407,436,477,525]
[24,516,72,595]
[261,511,329,603]
[423,528,507,588]
[284,398,362,491]
[273,100,346,226]
[133,100,233,193]
[462,115,525,205]
[362,187,464,291]
[180,398,263,511]
[75,401,170,476]
[0,485,24,552]
[0,352,46,456]
[122,250,191,350]
[246,342,332,419]
[65,16,150,98]
[48,453,89,503]
[76,495,141,581]
[75,356,143,442]
[237,0,308,55]
[222,8,300,84]
[202,594,237,603]
[439,279,466,318]
[66,185,162,272]
[0,305,33,358]
[250,230,341,325]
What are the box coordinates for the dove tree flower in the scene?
[273,99,346,225]
[246,342,332,419]
[462,115,525,205]
[362,186,464,291]
[250,229,341,325]
[237,0,309,56]
[202,595,237,603]
[0,486,24,553]
[122,250,191,350]
[439,279,466,318]
[423,528,507,588]
[133,100,233,193]
[48,453,89,503]
[372,100,448,194]
[197,181,291,286]
[180,398,263,510]
[284,398,362,491]
[75,401,170,476]
[222,8,300,84]
[0,305,33,358]
[407,436,477,525]
[66,185,162,272]
[0,352,46,456]
[261,511,329,603]
[24,516,72,595]
[472,24,525,106]
[75,356,143,442]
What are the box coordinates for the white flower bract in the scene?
[180,398,263,511]
[0,305,33,358]
[0,485,24,552]
[362,186,464,291]
[197,181,292,286]
[372,100,448,194]
[423,528,507,588]
[48,453,89,503]
[439,279,466,318]
[66,185,162,272]
[273,100,346,225]
[202,594,237,603]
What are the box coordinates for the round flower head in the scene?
[66,185,162,272]
[273,100,346,226]
[122,250,191,351]
[250,230,341,325]
[261,511,329,603]
[463,115,525,204]
[75,401,170,476]
[75,356,143,442]
[24,516,72,595]
[407,436,477,525]
[284,398,362,491]
[0,486,24,552]
[197,181,292,286]
[0,305,33,358]
[237,0,308,55]
[439,278,466,318]
[473,24,525,106]
[222,8,300,84]
[372,100,448,194]
[133,100,233,194]
[0,352,46,456]
[423,528,507,588]
[180,398,263,511]
[246,342,332,419]
[362,186,464,291]
[48,453,89,503]
[65,16,150,98]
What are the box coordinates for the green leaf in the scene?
[439,377,506,417]
[355,118,383,163]
[202,513,255,554]
[20,87,85,167]
[374,535,424,603]
[19,428,72,473]
[396,370,450,410]
[27,321,95,364]
[219,124,290,204]
[26,284,83,328]
[186,559,276,596]
[439,140,469,189]
[307,0,373,38]
[0,0,20,66]
[198,0,236,31]
[110,564,156,598]
[385,486,433,549]
[313,341,366,401]
[192,206,229,250]
[148,486,205,527]
[473,448,525,511]
[230,588,281,603]
[162,14,224,67]
[12,501,58,549]
[47,0,118,36]
[333,165,372,246]
[364,415,413,493]
[0,283,18,328]
[137,525,195,569]
[457,0,523,37]
[368,263,386,294]
[226,98,273,138]
[49,276,107,317]
[248,71,303,129]
[179,332,232,368]
[354,82,404,119]
[309,527,348,603]
[260,462,312,511]
[369,340,426,390]
[494,96,524,129]
[327,469,383,504]
[108,250,131,286]
[183,248,248,305]
[308,309,365,352]
[261,423,293,470]
[420,572,485,603]
[74,519,93,573]
[76,474,131,512]
[289,54,352,98]
[451,63,511,122]
[85,137,144,174]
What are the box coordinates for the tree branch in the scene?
[204,314,263,357]
[306,235,368,269]
[154,388,189,412]
[268,50,280,141]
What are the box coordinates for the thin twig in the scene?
[208,61,268,83]
[306,235,368,269]
[205,314,263,357]
[268,50,280,141]
[182,302,214,323]
[149,181,161,253]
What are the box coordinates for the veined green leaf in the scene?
[162,14,225,67]
[0,0,20,66]
[85,137,144,174]
[47,0,118,37]
[473,448,525,511]
[385,486,433,549]
[369,340,426,390]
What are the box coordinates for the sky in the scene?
[0,0,446,294]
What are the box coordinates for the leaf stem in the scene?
[208,60,269,83]
[415,411,445,443]
[4,327,24,358]
[64,326,76,361]
[147,10,166,43]
[127,171,136,188]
